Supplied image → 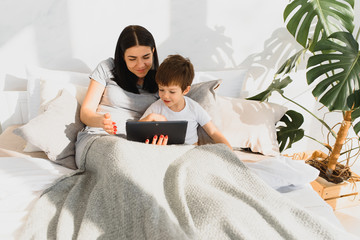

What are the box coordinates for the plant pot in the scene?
[285,150,360,210]
[310,173,360,210]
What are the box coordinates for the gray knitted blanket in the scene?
[20,135,357,239]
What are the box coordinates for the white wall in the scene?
[0,0,290,88]
[1,0,359,155]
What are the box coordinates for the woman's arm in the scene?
[202,121,233,150]
[80,79,116,134]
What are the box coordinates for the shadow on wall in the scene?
[158,0,236,71]
[238,28,305,93]
[238,27,334,154]
[0,0,90,90]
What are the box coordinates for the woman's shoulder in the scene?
[90,58,115,84]
[96,57,115,71]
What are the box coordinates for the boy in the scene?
[140,54,232,150]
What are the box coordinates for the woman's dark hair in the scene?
[112,25,159,94]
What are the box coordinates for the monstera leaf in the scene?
[306,32,360,111]
[284,0,354,50]
[276,48,307,76]
[352,107,360,135]
[277,110,305,152]
[246,77,292,101]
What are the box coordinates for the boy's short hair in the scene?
[156,54,194,91]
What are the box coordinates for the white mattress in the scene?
[0,151,341,239]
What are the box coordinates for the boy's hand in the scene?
[103,113,117,134]
[141,113,167,122]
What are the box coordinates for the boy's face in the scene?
[158,84,190,111]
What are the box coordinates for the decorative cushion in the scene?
[187,80,222,128]
[214,96,287,156]
[13,90,85,169]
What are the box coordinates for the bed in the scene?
[0,66,358,239]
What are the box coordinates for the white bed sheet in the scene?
[0,156,73,240]
[234,150,341,227]
[0,151,341,239]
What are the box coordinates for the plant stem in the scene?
[340,146,360,156]
[280,93,337,138]
[326,111,353,177]
[304,135,331,150]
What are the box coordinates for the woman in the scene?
[75,25,165,168]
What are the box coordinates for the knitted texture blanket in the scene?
[20,135,357,239]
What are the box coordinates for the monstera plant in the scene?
[249,0,360,183]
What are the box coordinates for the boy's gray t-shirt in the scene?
[141,96,211,144]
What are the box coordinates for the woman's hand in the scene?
[103,113,117,134]
[145,134,168,145]
[140,113,168,144]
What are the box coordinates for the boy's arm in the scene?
[140,101,167,122]
[202,121,233,150]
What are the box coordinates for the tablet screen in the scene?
[125,121,188,144]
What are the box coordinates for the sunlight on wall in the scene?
[67,0,171,70]
[0,25,38,90]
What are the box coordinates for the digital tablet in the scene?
[125,121,188,145]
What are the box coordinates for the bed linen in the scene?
[0,125,354,239]
[0,152,341,240]
[18,135,358,240]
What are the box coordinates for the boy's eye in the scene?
[159,89,164,92]
[170,91,176,94]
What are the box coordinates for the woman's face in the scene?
[124,45,154,79]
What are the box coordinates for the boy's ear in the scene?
[183,86,191,95]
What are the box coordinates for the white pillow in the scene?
[215,96,287,156]
[13,89,85,169]
[39,79,88,112]
[23,81,88,152]
[23,142,42,152]
[193,69,248,98]
[244,156,320,189]
[26,65,90,120]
